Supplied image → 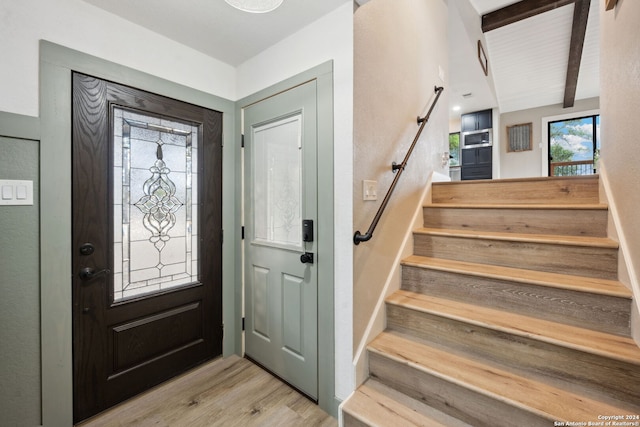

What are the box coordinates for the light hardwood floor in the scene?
[77,355,337,427]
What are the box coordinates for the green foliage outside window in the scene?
[449,133,460,166]
[550,144,574,163]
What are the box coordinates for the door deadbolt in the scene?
[300,252,314,264]
[79,243,95,256]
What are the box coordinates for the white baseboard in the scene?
[599,163,640,346]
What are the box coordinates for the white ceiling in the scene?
[466,0,600,114]
[448,1,499,120]
[82,0,600,118]
[81,0,348,66]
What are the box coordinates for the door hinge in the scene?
[241,226,245,240]
[221,229,224,245]
[222,323,224,339]
[241,134,245,148]
[242,317,245,331]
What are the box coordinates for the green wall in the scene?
[0,124,41,425]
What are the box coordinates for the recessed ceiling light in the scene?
[452,105,461,111]
[224,0,284,13]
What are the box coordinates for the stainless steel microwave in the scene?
[461,128,492,149]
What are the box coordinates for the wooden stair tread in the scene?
[369,331,635,421]
[386,290,640,365]
[343,381,472,427]
[401,255,632,299]
[425,203,608,210]
[414,227,619,248]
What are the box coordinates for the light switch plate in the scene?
[0,180,33,205]
[363,180,377,201]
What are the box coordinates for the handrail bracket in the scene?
[354,85,445,245]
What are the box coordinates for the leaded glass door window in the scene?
[113,108,199,301]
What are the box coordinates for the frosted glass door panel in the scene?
[113,108,199,302]
[252,114,302,250]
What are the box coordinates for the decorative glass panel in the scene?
[113,107,199,302]
[252,114,302,250]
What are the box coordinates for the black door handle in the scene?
[300,252,314,264]
[79,267,111,281]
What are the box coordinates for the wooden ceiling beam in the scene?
[563,0,591,108]
[482,0,575,33]
[482,0,592,109]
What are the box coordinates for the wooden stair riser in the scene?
[401,265,631,336]
[423,206,607,237]
[368,351,552,427]
[413,233,618,280]
[343,413,369,427]
[386,303,640,407]
[431,176,600,205]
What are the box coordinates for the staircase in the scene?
[343,176,640,427]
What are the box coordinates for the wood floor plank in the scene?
[77,356,336,427]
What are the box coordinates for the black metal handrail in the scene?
[354,85,444,245]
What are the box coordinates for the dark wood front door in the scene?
[72,72,223,422]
